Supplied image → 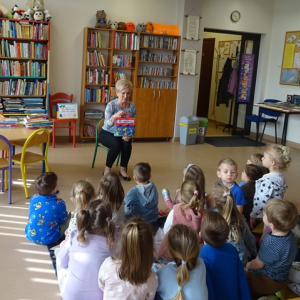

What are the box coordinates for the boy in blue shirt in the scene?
[199,211,251,300]
[245,198,298,298]
[124,162,159,230]
[25,172,70,245]
[217,158,246,214]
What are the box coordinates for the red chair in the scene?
[49,93,76,148]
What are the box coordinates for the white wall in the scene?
[264,0,300,144]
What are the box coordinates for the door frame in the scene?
[204,28,261,135]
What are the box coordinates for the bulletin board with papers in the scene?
[280,31,300,86]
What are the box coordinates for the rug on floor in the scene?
[205,136,266,147]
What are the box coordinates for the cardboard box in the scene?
[56,103,78,119]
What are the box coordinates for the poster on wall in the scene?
[237,54,255,103]
[280,31,300,85]
[186,15,200,40]
[183,50,197,75]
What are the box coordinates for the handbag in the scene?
[114,113,135,137]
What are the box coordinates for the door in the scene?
[232,33,261,135]
[197,38,215,117]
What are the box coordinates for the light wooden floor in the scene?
[1,127,299,299]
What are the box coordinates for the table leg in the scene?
[281,113,289,146]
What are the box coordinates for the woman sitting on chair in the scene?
[99,79,136,181]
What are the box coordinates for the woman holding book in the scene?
[99,79,136,181]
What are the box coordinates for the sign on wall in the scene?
[237,54,255,103]
[280,31,300,86]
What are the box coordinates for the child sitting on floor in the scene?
[97,171,125,229]
[25,172,70,245]
[199,211,251,300]
[245,198,299,299]
[216,158,246,214]
[206,182,256,266]
[156,224,208,300]
[250,144,291,230]
[124,162,159,230]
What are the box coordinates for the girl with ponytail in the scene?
[156,224,208,300]
[207,182,256,266]
[99,218,158,299]
[56,200,115,300]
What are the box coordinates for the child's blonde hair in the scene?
[71,180,95,212]
[249,153,263,167]
[183,164,205,200]
[114,218,154,285]
[265,144,291,171]
[218,158,237,170]
[209,182,246,243]
[76,200,115,250]
[180,180,205,215]
[167,224,199,300]
[264,198,298,232]
[97,172,124,213]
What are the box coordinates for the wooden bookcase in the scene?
[80,28,180,140]
[0,18,50,118]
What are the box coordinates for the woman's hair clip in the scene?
[131,222,137,226]
[178,286,182,291]
[106,217,111,222]
[194,190,198,195]
[223,191,230,197]
[181,260,187,264]
[79,189,83,193]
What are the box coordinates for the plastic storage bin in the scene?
[179,116,199,145]
[196,117,208,144]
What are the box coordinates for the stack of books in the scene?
[83,124,96,137]
[0,117,18,128]
[2,98,24,113]
[23,98,45,114]
[23,114,53,129]
[84,109,103,121]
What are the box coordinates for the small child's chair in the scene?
[0,135,12,204]
[49,93,76,148]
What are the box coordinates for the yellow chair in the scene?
[91,118,120,168]
[11,128,50,198]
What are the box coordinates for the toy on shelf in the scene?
[11,5,25,19]
[117,22,126,30]
[145,22,154,33]
[125,22,135,31]
[136,23,145,32]
[23,0,51,22]
[95,10,108,28]
[108,20,118,29]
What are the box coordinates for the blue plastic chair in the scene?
[245,99,281,144]
[0,135,12,204]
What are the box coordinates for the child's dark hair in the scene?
[180,180,205,216]
[114,218,154,285]
[77,200,115,250]
[244,164,263,182]
[264,198,299,232]
[133,162,151,183]
[97,172,124,213]
[184,164,206,200]
[167,224,199,300]
[71,180,95,212]
[201,211,229,247]
[209,182,246,243]
[35,172,57,195]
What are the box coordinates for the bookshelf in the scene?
[134,32,180,138]
[80,27,139,140]
[0,18,50,117]
[80,28,180,139]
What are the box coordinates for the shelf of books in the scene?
[0,18,50,124]
[80,28,139,139]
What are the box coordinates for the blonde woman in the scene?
[99,79,136,181]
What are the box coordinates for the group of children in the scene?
[24,143,298,300]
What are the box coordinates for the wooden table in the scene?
[254,103,300,146]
